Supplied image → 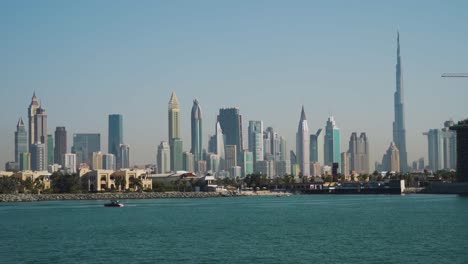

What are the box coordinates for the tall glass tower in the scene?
[217,108,243,160]
[15,118,28,163]
[393,32,408,172]
[191,99,203,165]
[168,92,180,144]
[324,116,341,169]
[108,114,123,167]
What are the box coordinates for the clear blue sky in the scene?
[1,0,467,169]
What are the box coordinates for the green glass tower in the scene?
[108,114,123,167]
[191,99,203,166]
[170,138,183,171]
[324,116,341,169]
[15,118,28,163]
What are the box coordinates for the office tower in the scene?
[263,131,271,159]
[418,158,425,170]
[230,166,242,178]
[119,144,130,169]
[191,99,203,165]
[442,120,457,170]
[450,119,468,182]
[209,154,220,173]
[72,133,101,166]
[54,127,67,166]
[103,153,116,170]
[279,137,288,162]
[168,91,180,144]
[170,138,183,171]
[14,118,28,163]
[217,108,243,161]
[157,141,171,173]
[324,116,341,169]
[108,114,123,168]
[290,150,297,166]
[28,92,39,150]
[310,129,323,164]
[383,142,400,172]
[33,106,48,167]
[183,152,195,172]
[31,143,46,171]
[225,145,237,171]
[92,152,103,169]
[208,135,217,153]
[276,160,291,177]
[341,152,349,176]
[423,129,443,171]
[243,151,253,177]
[19,152,31,171]
[215,121,225,160]
[265,127,281,161]
[393,32,409,172]
[248,121,264,170]
[311,162,321,177]
[348,132,370,174]
[197,160,207,175]
[296,106,310,176]
[255,160,275,178]
[47,134,54,165]
[63,153,77,174]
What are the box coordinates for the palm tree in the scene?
[129,177,143,192]
[33,178,44,194]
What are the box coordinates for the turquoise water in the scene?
[1,195,467,264]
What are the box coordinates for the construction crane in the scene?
[441,73,468,77]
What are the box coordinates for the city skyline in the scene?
[1,1,467,168]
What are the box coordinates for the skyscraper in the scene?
[324,116,341,169]
[32,105,48,168]
[168,92,180,144]
[183,152,195,172]
[27,92,39,150]
[296,106,310,176]
[63,153,77,174]
[157,141,171,173]
[341,152,349,176]
[31,143,46,171]
[47,134,54,165]
[310,129,323,164]
[108,114,123,168]
[383,142,400,172]
[225,145,237,171]
[248,120,264,169]
[442,120,457,170]
[19,152,31,171]
[217,108,243,162]
[119,144,130,169]
[393,32,408,172]
[54,127,67,166]
[450,119,468,182]
[215,121,225,160]
[243,151,253,177]
[14,118,28,163]
[170,138,183,171]
[191,99,203,165]
[348,132,369,174]
[423,129,443,171]
[72,133,101,166]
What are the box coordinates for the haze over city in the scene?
[1,0,467,169]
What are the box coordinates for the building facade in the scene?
[248,121,264,171]
[348,132,369,174]
[296,106,310,176]
[15,118,28,163]
[54,127,67,166]
[64,153,77,174]
[119,144,130,169]
[170,138,183,171]
[157,141,171,174]
[310,128,323,165]
[217,108,243,162]
[168,92,180,144]
[72,133,101,167]
[108,114,123,168]
[450,119,468,182]
[324,116,341,169]
[190,99,203,166]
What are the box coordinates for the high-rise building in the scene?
[31,143,46,171]
[450,119,468,182]
[208,135,217,154]
[324,116,341,169]
[103,153,116,170]
[191,99,203,166]
[183,152,195,172]
[418,158,425,170]
[197,160,207,175]
[348,132,369,174]
[248,121,264,170]
[170,138,183,171]
[215,121,225,161]
[296,106,310,176]
[225,145,237,171]
[393,32,409,172]
[423,129,443,171]
[442,120,457,170]
[63,153,77,174]
[119,144,130,169]
[279,136,288,162]
[265,127,281,161]
[276,160,291,177]
[310,129,323,164]
[34,106,47,150]
[47,134,54,165]
[243,151,253,177]
[382,142,400,172]
[14,118,28,163]
[168,92,180,144]
[157,141,171,173]
[54,127,67,166]
[72,133,101,166]
[27,92,39,150]
[255,160,275,178]
[217,108,243,162]
[19,152,31,171]
[341,152,349,176]
[108,114,123,168]
[209,154,220,173]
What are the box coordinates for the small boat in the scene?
[104,200,124,207]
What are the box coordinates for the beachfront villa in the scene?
[80,168,152,192]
